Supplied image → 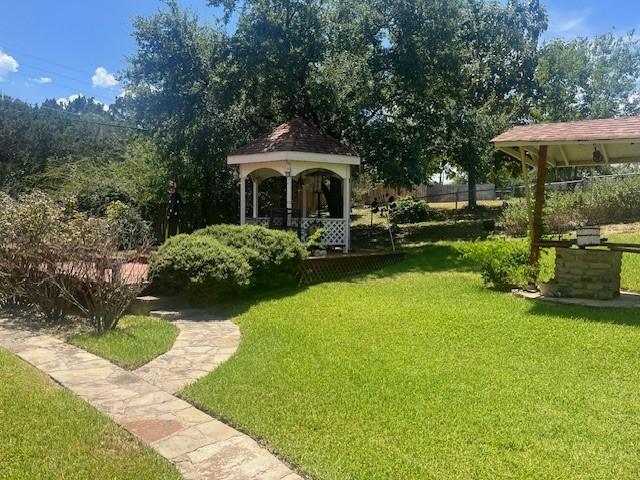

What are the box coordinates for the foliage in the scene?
[68,315,179,369]
[0,192,150,331]
[0,191,74,321]
[194,224,307,287]
[0,95,134,192]
[499,177,640,236]
[534,33,640,122]
[149,234,253,296]
[305,227,327,251]
[388,196,441,225]
[106,201,153,250]
[183,244,640,480]
[0,349,181,479]
[458,238,533,289]
[123,2,240,227]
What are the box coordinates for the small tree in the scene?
[0,192,73,322]
[0,192,151,332]
[52,215,152,333]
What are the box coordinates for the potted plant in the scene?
[306,225,327,257]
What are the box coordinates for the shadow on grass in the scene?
[164,244,476,320]
[526,300,640,328]
[352,220,493,251]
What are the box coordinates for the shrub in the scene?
[0,191,150,330]
[0,191,73,321]
[194,224,307,288]
[388,196,440,225]
[106,201,152,250]
[498,176,640,236]
[149,234,252,296]
[458,238,533,289]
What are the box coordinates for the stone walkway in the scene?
[136,308,241,393]
[0,313,301,480]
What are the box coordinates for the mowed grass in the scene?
[69,315,178,369]
[0,348,180,479]
[184,245,640,480]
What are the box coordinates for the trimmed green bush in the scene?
[389,196,440,225]
[458,238,532,289]
[150,234,252,296]
[194,224,307,288]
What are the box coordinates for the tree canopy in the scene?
[5,0,640,221]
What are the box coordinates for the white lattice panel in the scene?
[300,218,347,245]
[246,217,347,246]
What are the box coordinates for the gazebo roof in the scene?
[492,116,640,168]
[228,118,359,161]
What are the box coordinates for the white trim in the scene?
[228,150,361,166]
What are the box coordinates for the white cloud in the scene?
[0,49,19,81]
[31,76,52,84]
[546,9,592,39]
[57,93,82,106]
[91,67,118,88]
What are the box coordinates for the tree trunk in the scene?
[321,177,343,218]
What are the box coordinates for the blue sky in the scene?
[1,0,639,107]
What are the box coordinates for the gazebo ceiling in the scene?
[227,118,360,166]
[493,116,640,168]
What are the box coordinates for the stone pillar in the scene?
[550,248,622,300]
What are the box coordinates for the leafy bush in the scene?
[149,234,252,296]
[458,238,533,289]
[0,191,72,321]
[106,201,152,250]
[389,196,440,225]
[0,192,150,330]
[498,176,640,236]
[194,224,307,288]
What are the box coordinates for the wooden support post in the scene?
[520,147,533,238]
[530,145,548,273]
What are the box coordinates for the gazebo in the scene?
[227,118,361,252]
[492,116,640,299]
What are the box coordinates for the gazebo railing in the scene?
[246,217,347,245]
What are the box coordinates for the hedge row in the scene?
[150,225,307,297]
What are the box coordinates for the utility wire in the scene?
[0,42,95,76]
[0,105,146,132]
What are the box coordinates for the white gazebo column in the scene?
[240,174,246,225]
[286,173,293,227]
[301,180,308,217]
[343,168,351,253]
[252,177,259,218]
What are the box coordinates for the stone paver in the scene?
[0,315,301,480]
[135,308,240,393]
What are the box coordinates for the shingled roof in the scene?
[229,118,358,157]
[492,116,640,145]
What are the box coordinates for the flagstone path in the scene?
[0,311,302,480]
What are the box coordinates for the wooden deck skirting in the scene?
[298,251,405,285]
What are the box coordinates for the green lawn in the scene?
[184,245,640,480]
[0,348,180,479]
[69,315,178,369]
